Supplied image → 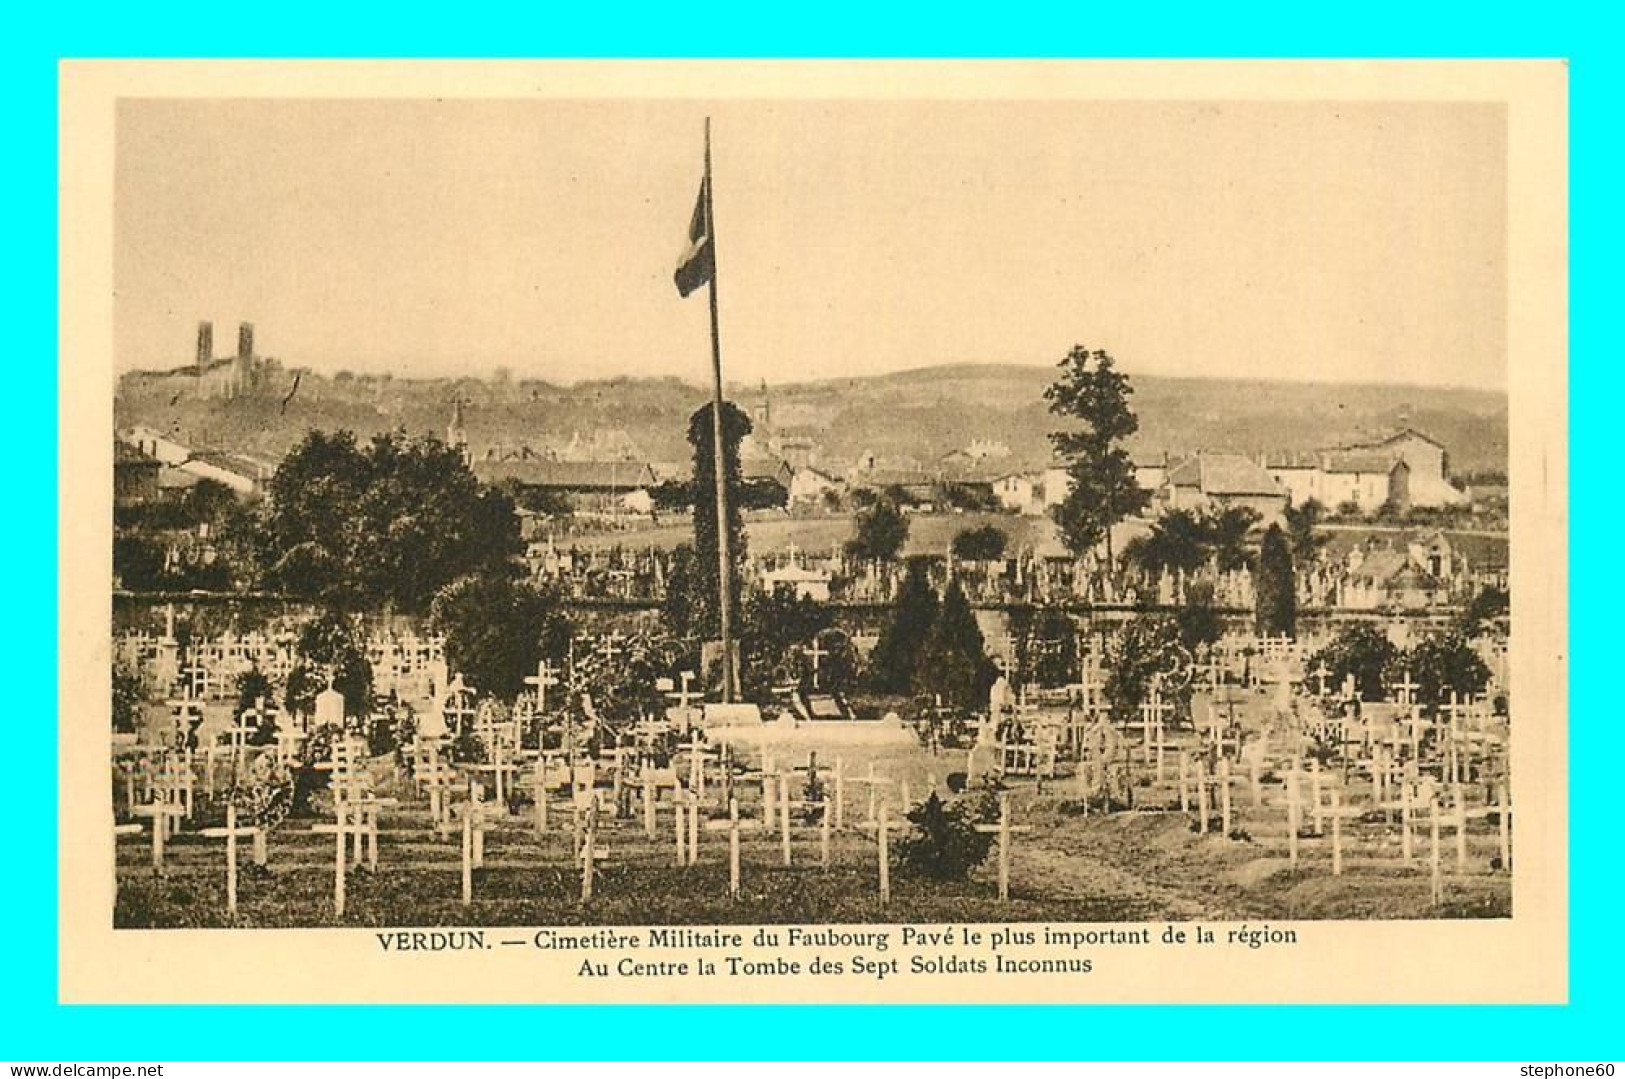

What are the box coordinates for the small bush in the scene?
[895,789,998,881]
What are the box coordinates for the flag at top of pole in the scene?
[674,175,714,297]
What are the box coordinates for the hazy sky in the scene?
[115,98,1507,390]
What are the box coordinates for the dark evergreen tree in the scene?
[685,401,752,639]
[1254,523,1297,639]
[914,579,993,709]
[1284,497,1330,565]
[868,557,938,695]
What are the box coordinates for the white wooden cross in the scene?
[309,803,369,917]
[704,796,765,897]
[973,791,1032,902]
[198,803,263,916]
[1392,668,1420,708]
[803,636,829,689]
[1309,661,1332,698]
[594,632,627,664]
[665,669,700,711]
[578,795,612,904]
[847,760,896,827]
[524,657,562,713]
[441,674,478,738]
[458,785,495,907]
[229,698,269,769]
[129,799,186,873]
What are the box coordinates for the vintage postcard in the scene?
[58,59,1567,1003]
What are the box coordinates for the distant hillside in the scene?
[115,362,1508,476]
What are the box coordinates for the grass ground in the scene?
[114,776,1510,929]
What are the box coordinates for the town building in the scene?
[1336,428,1465,508]
[1156,452,1288,521]
[113,440,161,504]
[472,458,660,516]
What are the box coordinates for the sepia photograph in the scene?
[56,59,1568,1005]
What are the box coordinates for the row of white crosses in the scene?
[309,734,397,917]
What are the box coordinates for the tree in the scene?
[685,401,752,638]
[739,585,836,703]
[284,610,374,719]
[1174,579,1224,653]
[1124,508,1208,576]
[951,524,1008,562]
[1206,506,1260,573]
[1457,586,1510,638]
[914,579,993,709]
[431,568,573,700]
[259,430,520,611]
[1104,614,1189,723]
[494,478,573,518]
[1045,346,1149,563]
[1254,523,1297,638]
[112,658,144,735]
[1013,607,1077,688]
[1403,631,1492,717]
[659,544,709,645]
[1308,623,1398,702]
[1283,498,1329,565]
[867,557,937,694]
[846,496,910,562]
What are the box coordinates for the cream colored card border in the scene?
[58,59,1568,1005]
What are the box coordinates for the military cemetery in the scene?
[106,99,1513,932]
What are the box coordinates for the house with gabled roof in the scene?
[1156,452,1288,522]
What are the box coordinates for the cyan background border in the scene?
[11,3,1605,1059]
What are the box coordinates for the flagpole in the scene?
[703,116,736,702]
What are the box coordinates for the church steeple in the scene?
[447,396,470,464]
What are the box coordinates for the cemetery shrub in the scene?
[660,544,710,647]
[895,790,999,881]
[1402,630,1492,716]
[233,669,278,744]
[1104,614,1189,723]
[568,632,672,727]
[868,557,938,694]
[1308,623,1398,702]
[1253,523,1296,639]
[291,723,344,814]
[284,610,374,720]
[431,568,573,700]
[111,658,144,734]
